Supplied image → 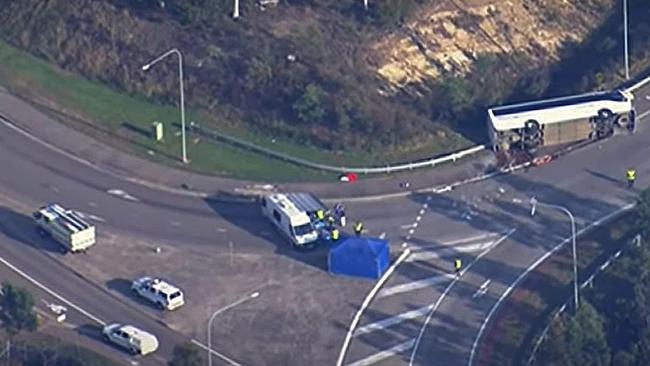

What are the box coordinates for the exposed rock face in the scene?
[371,0,613,89]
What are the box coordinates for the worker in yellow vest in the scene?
[316,209,325,221]
[353,222,364,237]
[331,229,340,241]
[627,168,636,188]
[454,258,462,277]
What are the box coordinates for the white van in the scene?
[102,323,159,356]
[261,193,321,248]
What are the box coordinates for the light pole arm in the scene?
[142,48,181,70]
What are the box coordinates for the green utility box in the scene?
[152,121,163,141]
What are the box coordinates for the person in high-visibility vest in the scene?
[331,228,340,241]
[353,222,364,237]
[454,258,462,276]
[316,209,325,220]
[627,168,636,188]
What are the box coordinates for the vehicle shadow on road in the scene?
[203,196,332,271]
[0,206,65,255]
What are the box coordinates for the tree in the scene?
[292,83,327,123]
[169,343,204,366]
[565,300,610,366]
[0,282,37,335]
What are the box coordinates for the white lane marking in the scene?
[354,305,432,337]
[639,109,650,120]
[419,209,425,215]
[336,249,412,366]
[88,202,97,207]
[467,204,634,366]
[217,228,227,233]
[379,232,386,239]
[170,221,181,227]
[408,228,516,366]
[347,339,416,366]
[412,222,419,228]
[401,224,415,229]
[415,216,422,222]
[377,274,455,298]
[472,279,491,299]
[0,252,105,326]
[106,189,139,202]
[407,240,499,262]
[408,229,415,235]
[439,232,502,246]
[75,211,106,223]
[512,198,522,203]
[191,339,242,366]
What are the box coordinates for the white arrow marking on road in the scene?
[75,211,106,223]
[377,274,455,298]
[347,339,416,366]
[472,279,491,299]
[354,305,432,337]
[106,189,139,202]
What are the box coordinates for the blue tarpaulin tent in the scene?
[328,237,390,280]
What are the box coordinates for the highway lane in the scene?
[341,82,650,366]
[0,226,206,365]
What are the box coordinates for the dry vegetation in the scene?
[0,0,647,157]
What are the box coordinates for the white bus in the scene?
[487,89,635,152]
[261,193,323,248]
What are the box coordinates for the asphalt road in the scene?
[0,78,649,366]
[340,83,650,366]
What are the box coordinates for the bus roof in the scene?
[490,90,626,117]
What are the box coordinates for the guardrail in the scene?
[526,233,643,365]
[187,121,486,174]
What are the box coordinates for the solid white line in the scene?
[354,305,432,337]
[191,339,243,366]
[408,228,516,366]
[377,274,455,298]
[466,204,634,366]
[0,253,105,326]
[347,339,416,366]
[336,249,412,366]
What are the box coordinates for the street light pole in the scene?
[141,48,188,164]
[233,0,240,19]
[623,0,630,80]
[207,292,259,366]
[530,197,579,312]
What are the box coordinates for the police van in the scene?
[260,193,325,248]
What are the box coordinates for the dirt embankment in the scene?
[371,0,613,90]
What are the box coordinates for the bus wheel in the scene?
[598,109,614,122]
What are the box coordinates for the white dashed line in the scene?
[106,189,139,202]
[377,274,455,298]
[354,305,432,337]
[408,229,415,235]
[419,209,425,215]
[415,216,421,222]
[347,339,416,366]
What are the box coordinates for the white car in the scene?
[102,323,159,356]
[131,276,185,311]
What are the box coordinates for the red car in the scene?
[339,172,358,183]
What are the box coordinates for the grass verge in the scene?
[0,39,471,181]
[474,210,638,366]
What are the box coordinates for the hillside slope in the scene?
[0,0,642,158]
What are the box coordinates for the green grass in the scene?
[0,39,471,180]
[0,40,333,181]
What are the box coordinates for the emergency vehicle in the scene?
[260,193,326,248]
[32,203,96,253]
